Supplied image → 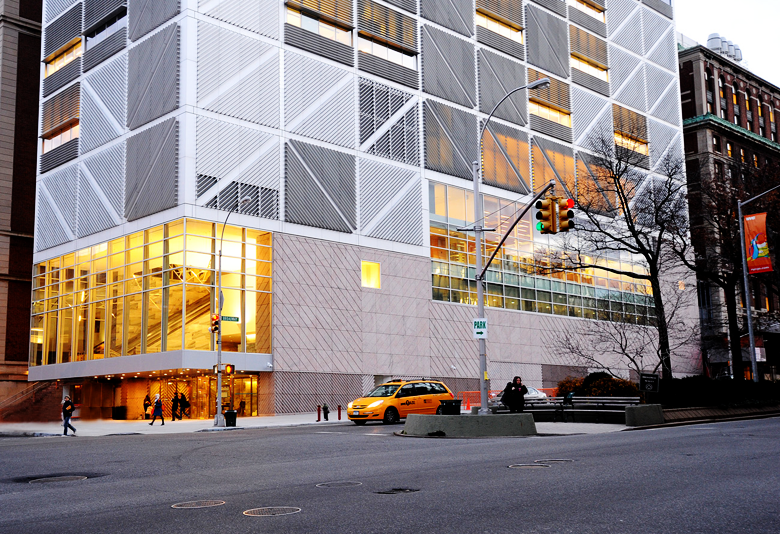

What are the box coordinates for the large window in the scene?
[29,219,273,367]
[476,12,523,43]
[571,55,608,82]
[428,182,654,322]
[85,10,127,50]
[42,122,79,154]
[287,7,352,46]
[529,101,572,127]
[358,36,417,70]
[45,42,82,77]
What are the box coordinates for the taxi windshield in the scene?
[366,384,402,397]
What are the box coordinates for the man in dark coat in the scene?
[171,392,181,422]
[502,376,528,413]
[62,395,76,436]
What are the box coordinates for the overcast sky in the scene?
[674,0,779,84]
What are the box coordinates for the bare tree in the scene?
[672,157,780,380]
[556,121,693,379]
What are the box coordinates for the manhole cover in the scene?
[29,476,87,484]
[244,507,301,517]
[171,500,226,509]
[375,488,420,494]
[316,481,362,488]
[534,459,573,464]
[508,464,550,469]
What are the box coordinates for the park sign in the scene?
[639,373,659,393]
[473,318,487,339]
[744,213,773,274]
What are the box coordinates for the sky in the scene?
[674,0,779,85]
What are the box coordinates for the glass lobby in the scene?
[29,218,273,366]
[429,183,657,325]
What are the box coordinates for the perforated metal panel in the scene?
[44,2,82,58]
[646,30,676,72]
[608,43,641,95]
[43,58,81,97]
[284,23,354,66]
[641,8,670,55]
[610,9,643,56]
[607,0,639,38]
[614,65,648,112]
[481,121,531,194]
[284,52,355,149]
[198,21,280,128]
[525,5,569,79]
[649,85,680,126]
[648,118,678,167]
[42,163,79,234]
[479,49,527,127]
[81,142,126,218]
[572,86,610,143]
[476,26,525,61]
[570,25,608,66]
[77,169,118,237]
[83,27,126,72]
[125,118,178,221]
[358,158,417,230]
[528,0,566,17]
[85,0,126,32]
[423,99,477,181]
[421,25,476,108]
[477,0,524,27]
[273,372,369,414]
[384,0,416,14]
[644,63,675,111]
[35,189,72,251]
[80,89,120,153]
[359,78,418,166]
[41,82,80,135]
[46,0,80,23]
[127,23,179,130]
[287,0,353,27]
[368,181,424,246]
[81,54,127,153]
[358,53,419,90]
[420,0,473,37]
[358,0,417,51]
[198,0,278,39]
[128,0,180,41]
[568,6,606,38]
[285,140,356,233]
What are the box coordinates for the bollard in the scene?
[317,405,321,422]
[337,405,342,420]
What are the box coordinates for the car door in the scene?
[395,383,418,418]
[417,382,437,414]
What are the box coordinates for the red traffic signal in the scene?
[557,198,575,232]
[209,314,220,333]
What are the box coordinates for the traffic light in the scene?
[557,198,576,232]
[535,198,556,234]
[209,314,220,334]
[224,363,235,376]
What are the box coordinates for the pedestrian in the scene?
[149,394,164,425]
[501,376,528,414]
[143,394,152,419]
[180,393,190,418]
[322,403,330,421]
[62,395,76,436]
[238,399,246,416]
[171,392,181,422]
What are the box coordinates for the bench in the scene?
[525,395,641,424]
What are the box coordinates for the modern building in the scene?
[679,34,780,380]
[0,1,41,404]
[31,0,693,419]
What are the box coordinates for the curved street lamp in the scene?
[465,78,550,415]
[215,196,252,426]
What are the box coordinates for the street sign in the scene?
[222,316,240,322]
[473,318,487,339]
[640,373,660,393]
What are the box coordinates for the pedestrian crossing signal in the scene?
[224,364,235,376]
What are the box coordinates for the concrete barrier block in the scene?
[403,414,537,437]
[625,404,664,427]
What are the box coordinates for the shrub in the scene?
[556,376,584,397]
[581,377,639,397]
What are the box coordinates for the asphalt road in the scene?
[1,418,778,533]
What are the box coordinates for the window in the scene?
[718,77,725,99]
[614,131,649,156]
[529,101,572,127]
[287,7,352,46]
[760,126,765,137]
[45,42,82,77]
[758,104,763,117]
[713,135,721,153]
[42,122,79,154]
[727,143,732,157]
[361,261,381,289]
[720,107,727,119]
[476,12,523,43]
[570,55,608,81]
[732,84,739,105]
[753,154,759,168]
[85,11,127,50]
[748,120,754,131]
[740,148,746,163]
[567,0,605,22]
[714,162,723,180]
[746,98,751,111]
[358,36,417,70]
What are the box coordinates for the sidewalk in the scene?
[0,413,625,438]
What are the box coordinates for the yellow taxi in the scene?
[347,379,455,425]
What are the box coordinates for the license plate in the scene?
[353,411,359,416]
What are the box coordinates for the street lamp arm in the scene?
[740,182,780,207]
[478,78,550,145]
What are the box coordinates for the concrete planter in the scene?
[625,404,664,426]
[403,413,537,437]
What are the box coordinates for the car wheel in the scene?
[382,407,400,425]
[353,420,366,426]
[435,406,443,415]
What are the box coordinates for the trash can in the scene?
[439,399,462,415]
[111,406,127,420]
[224,410,237,427]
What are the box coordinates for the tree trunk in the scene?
[723,285,745,381]
[650,272,673,380]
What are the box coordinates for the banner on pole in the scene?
[744,213,773,274]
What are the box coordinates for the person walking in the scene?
[501,376,528,413]
[171,392,181,422]
[62,395,77,436]
[149,394,164,425]
[179,393,190,418]
[143,394,152,420]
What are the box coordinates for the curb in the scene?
[624,411,780,431]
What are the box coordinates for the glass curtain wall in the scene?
[30,218,273,366]
[429,183,655,325]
